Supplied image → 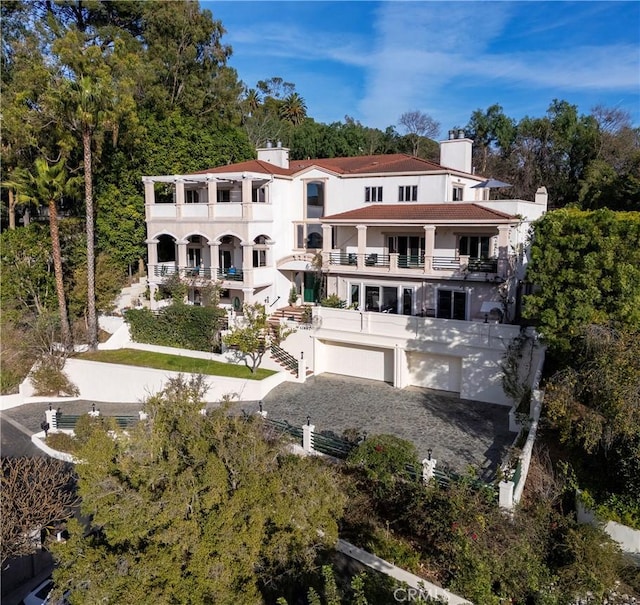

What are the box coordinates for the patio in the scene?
[253,374,514,480]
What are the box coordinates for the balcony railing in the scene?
[328,252,390,267]
[398,255,425,268]
[216,268,244,281]
[152,265,244,281]
[325,253,503,276]
[432,256,461,270]
[329,252,358,266]
[466,258,498,273]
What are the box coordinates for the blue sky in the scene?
[205,1,640,134]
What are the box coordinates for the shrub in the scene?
[320,294,345,308]
[125,305,225,352]
[347,434,420,498]
[288,285,298,305]
[73,414,118,447]
[46,432,78,454]
[30,357,79,397]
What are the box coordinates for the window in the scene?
[398,185,417,202]
[452,185,463,201]
[365,186,383,203]
[459,235,490,258]
[185,189,200,203]
[306,181,325,218]
[217,189,230,203]
[350,284,360,308]
[437,290,467,320]
[253,249,267,267]
[252,187,266,203]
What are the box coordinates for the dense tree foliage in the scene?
[523,208,640,351]
[465,100,639,207]
[51,376,345,604]
[341,436,625,605]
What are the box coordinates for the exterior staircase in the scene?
[267,306,313,377]
[267,305,309,328]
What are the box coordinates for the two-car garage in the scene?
[315,339,462,394]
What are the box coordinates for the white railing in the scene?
[314,307,521,348]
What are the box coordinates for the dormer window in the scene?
[365,186,383,203]
[452,185,464,201]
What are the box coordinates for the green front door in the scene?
[303,272,319,303]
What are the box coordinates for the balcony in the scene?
[151,265,244,283]
[146,201,273,222]
[324,252,506,280]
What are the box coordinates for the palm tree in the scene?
[279,92,307,126]
[244,88,261,117]
[65,75,122,350]
[3,159,80,348]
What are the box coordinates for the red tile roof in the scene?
[288,154,445,175]
[323,203,516,222]
[192,153,460,178]
[192,160,292,177]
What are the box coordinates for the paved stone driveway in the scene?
[4,375,513,480]
[257,374,514,480]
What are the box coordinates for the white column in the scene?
[297,351,307,384]
[209,242,220,277]
[45,409,57,433]
[242,178,253,220]
[499,480,515,509]
[422,457,437,483]
[175,179,185,218]
[177,239,188,271]
[143,179,155,222]
[303,423,315,453]
[497,225,511,277]
[356,225,367,269]
[322,224,333,253]
[146,239,158,278]
[207,179,218,218]
[423,225,435,274]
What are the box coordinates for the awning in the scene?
[278,260,312,271]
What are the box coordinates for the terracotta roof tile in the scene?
[323,203,516,222]
[193,153,462,178]
[289,154,445,175]
[192,160,291,177]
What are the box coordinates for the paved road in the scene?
[0,414,45,458]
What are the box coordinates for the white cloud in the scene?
[358,1,640,129]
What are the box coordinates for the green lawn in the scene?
[77,348,275,380]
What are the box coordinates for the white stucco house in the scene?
[142,132,546,404]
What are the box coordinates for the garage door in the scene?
[321,341,394,383]
[406,352,462,393]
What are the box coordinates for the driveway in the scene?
[257,374,513,479]
[1,375,514,480]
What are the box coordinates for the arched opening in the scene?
[157,234,176,262]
